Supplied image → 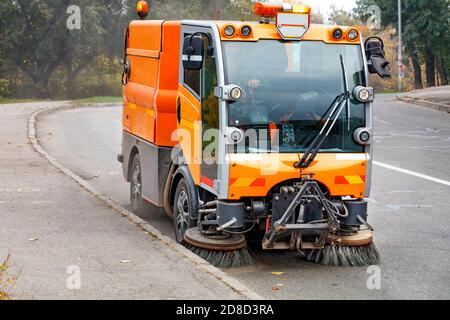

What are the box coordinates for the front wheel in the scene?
[173,178,196,243]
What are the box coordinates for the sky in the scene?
[310,0,357,18]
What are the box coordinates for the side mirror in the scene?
[183,35,204,70]
[122,59,131,85]
[365,37,391,78]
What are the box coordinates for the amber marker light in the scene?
[137,1,149,20]
[253,2,283,17]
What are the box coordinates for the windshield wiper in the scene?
[295,55,350,169]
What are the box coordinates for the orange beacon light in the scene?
[137,1,149,20]
[253,2,283,17]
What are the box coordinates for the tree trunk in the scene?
[34,78,51,99]
[424,47,436,87]
[411,54,423,89]
[437,57,448,86]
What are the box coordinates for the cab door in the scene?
[199,38,219,192]
[178,27,219,194]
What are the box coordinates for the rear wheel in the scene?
[130,154,144,214]
[173,178,196,243]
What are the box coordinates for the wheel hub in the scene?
[184,228,246,251]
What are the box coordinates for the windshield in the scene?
[223,40,366,153]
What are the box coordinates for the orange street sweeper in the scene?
[119,1,391,267]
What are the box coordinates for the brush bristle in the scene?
[186,244,255,268]
[305,243,380,267]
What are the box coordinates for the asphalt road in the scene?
[0,102,248,300]
[38,94,450,299]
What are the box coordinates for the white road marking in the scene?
[336,154,366,160]
[366,198,379,204]
[376,119,392,125]
[385,204,433,211]
[373,161,450,187]
[32,201,57,205]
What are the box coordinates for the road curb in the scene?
[397,95,450,113]
[28,103,263,300]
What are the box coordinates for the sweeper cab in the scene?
[119,1,391,267]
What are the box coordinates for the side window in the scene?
[201,46,218,130]
[184,69,200,96]
[183,32,201,96]
[201,34,219,179]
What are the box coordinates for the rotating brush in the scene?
[185,244,254,268]
[305,242,380,267]
[184,227,255,268]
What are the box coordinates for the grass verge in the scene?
[0,98,37,104]
[70,96,122,105]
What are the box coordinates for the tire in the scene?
[173,178,196,244]
[130,153,144,214]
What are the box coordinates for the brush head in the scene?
[184,227,246,251]
[186,244,255,268]
[184,227,255,268]
[305,242,380,267]
[306,229,380,267]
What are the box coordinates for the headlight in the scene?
[359,131,370,142]
[353,86,374,102]
[358,88,370,101]
[227,128,244,144]
[230,87,242,100]
[347,29,359,41]
[214,84,243,101]
[332,28,343,40]
[353,128,372,145]
[224,25,236,37]
[240,25,252,37]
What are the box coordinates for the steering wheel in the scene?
[269,88,336,122]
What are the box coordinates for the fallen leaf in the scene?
[271,272,285,276]
[271,286,280,291]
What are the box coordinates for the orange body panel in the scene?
[177,85,202,185]
[228,153,367,200]
[128,20,162,51]
[123,18,367,200]
[123,20,181,147]
[155,21,181,147]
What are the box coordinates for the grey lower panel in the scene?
[121,131,173,207]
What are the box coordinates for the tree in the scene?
[0,0,129,98]
[355,0,450,89]
[329,5,361,25]
[0,0,71,98]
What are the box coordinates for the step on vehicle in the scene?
[119,1,391,268]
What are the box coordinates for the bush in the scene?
[0,79,10,98]
[0,255,16,300]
